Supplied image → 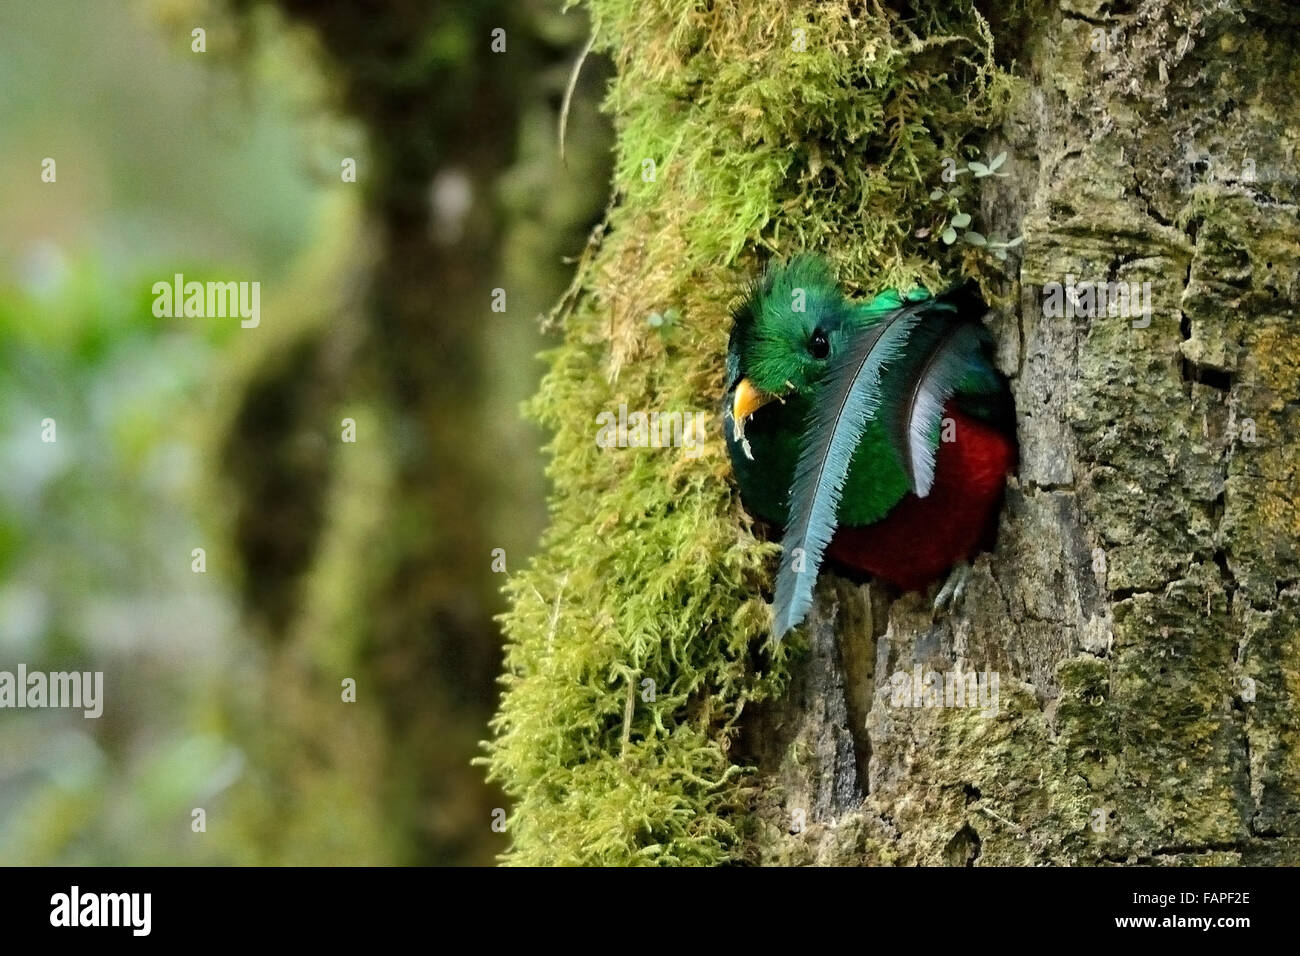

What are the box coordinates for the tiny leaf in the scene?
[951,212,972,229]
[989,151,1007,171]
[942,226,958,245]
[968,161,990,177]
[929,188,945,200]
[964,231,987,246]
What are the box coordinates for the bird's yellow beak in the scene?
[732,378,775,428]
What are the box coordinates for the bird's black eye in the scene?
[809,329,830,359]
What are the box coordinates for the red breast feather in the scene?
[825,403,1015,591]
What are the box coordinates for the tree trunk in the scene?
[752,0,1300,867]
[489,0,1300,865]
[217,1,610,864]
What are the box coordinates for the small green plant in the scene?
[925,151,1024,260]
[647,307,680,337]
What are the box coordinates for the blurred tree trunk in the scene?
[750,0,1300,865]
[218,0,610,864]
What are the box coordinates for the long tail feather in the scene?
[881,318,987,498]
[771,298,929,640]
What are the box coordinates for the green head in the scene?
[725,255,853,412]
[725,255,919,444]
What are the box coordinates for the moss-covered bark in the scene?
[488,0,1300,865]
[486,0,1006,864]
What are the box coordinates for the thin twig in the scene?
[977,804,1026,836]
[559,30,596,167]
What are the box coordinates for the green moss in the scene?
[483,0,1013,865]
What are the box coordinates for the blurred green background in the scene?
[0,0,610,865]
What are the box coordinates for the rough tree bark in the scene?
[749,0,1300,865]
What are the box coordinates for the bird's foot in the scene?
[932,561,971,619]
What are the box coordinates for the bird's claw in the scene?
[932,561,971,618]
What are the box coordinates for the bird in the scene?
[723,254,1016,640]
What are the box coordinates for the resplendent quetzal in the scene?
[723,255,1016,639]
